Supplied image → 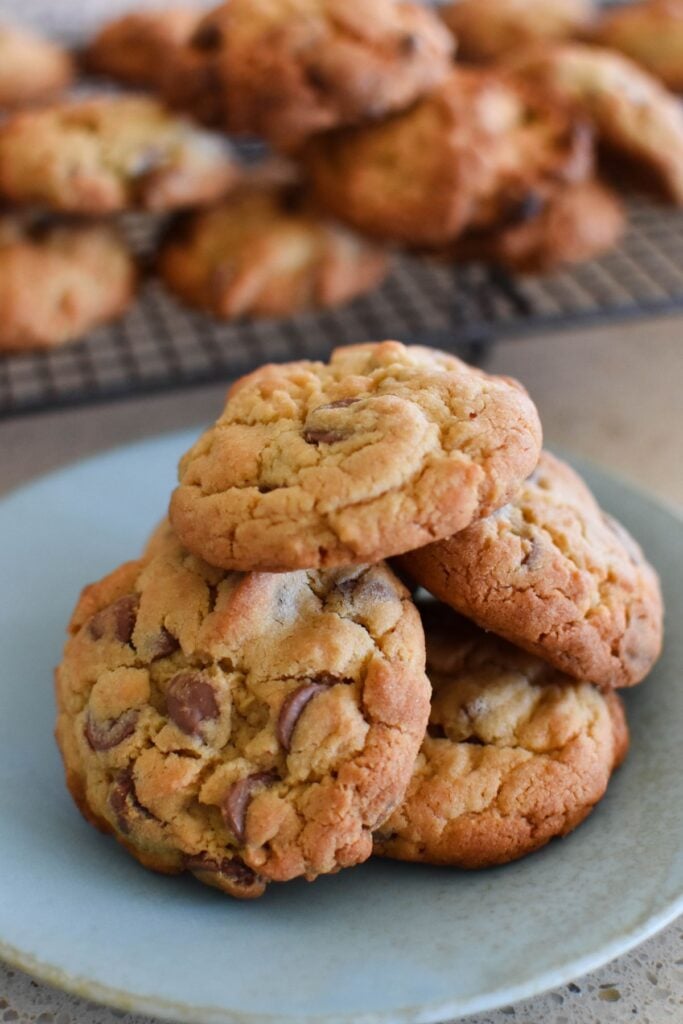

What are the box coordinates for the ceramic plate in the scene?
[0,430,681,1024]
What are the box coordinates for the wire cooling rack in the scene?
[1,0,682,418]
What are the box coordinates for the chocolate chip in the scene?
[85,709,139,751]
[521,538,544,570]
[427,723,447,740]
[506,191,546,226]
[399,33,420,55]
[303,429,346,446]
[150,628,180,661]
[221,772,277,842]
[191,21,223,51]
[277,676,350,751]
[166,671,219,736]
[185,853,258,887]
[109,771,134,833]
[88,595,139,645]
[306,66,331,92]
[316,398,360,411]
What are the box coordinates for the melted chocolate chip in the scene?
[303,428,347,446]
[399,33,420,55]
[506,191,546,226]
[85,709,139,751]
[277,675,351,751]
[316,398,361,411]
[150,628,180,661]
[166,671,219,736]
[222,772,277,842]
[185,853,258,887]
[521,538,544,571]
[426,723,447,740]
[191,21,223,51]
[109,771,134,833]
[88,594,139,645]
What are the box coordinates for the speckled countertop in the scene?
[1,317,681,1023]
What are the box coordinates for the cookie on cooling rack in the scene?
[451,179,626,274]
[374,603,629,869]
[55,521,430,898]
[84,9,202,89]
[0,21,73,110]
[162,0,454,150]
[169,340,542,571]
[0,96,239,214]
[396,451,663,689]
[159,185,389,320]
[592,0,683,93]
[304,68,593,247]
[439,0,592,63]
[510,44,683,205]
[0,216,136,352]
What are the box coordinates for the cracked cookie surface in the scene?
[0,22,73,109]
[397,451,663,689]
[170,340,542,571]
[0,96,238,214]
[374,603,629,868]
[0,216,135,351]
[304,68,593,247]
[164,0,454,151]
[55,521,430,899]
[159,185,389,319]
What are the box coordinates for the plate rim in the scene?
[1,428,681,1024]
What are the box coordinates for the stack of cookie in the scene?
[55,341,663,897]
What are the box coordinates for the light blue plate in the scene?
[0,431,681,1024]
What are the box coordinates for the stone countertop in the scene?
[1,315,681,1023]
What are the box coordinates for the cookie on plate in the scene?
[397,451,663,689]
[451,179,625,274]
[304,69,593,247]
[163,0,455,150]
[374,603,629,869]
[0,217,135,352]
[159,185,389,319]
[0,22,73,109]
[0,96,239,214]
[510,44,683,204]
[84,9,201,89]
[55,521,430,899]
[440,0,593,63]
[592,0,683,93]
[170,341,542,572]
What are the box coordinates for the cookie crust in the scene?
[0,217,135,351]
[593,0,683,93]
[397,451,663,689]
[374,606,629,869]
[170,341,543,571]
[84,9,201,89]
[159,185,389,319]
[0,96,238,214]
[55,522,430,898]
[440,0,592,62]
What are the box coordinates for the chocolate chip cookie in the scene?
[397,451,663,689]
[0,22,73,109]
[0,96,239,214]
[304,69,593,247]
[593,0,683,93]
[0,216,136,351]
[439,0,592,63]
[510,44,683,205]
[374,603,629,869]
[162,0,454,151]
[84,9,201,89]
[451,179,625,275]
[55,521,430,899]
[159,185,389,319]
[169,341,543,572]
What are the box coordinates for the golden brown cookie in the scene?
[374,604,629,869]
[440,0,593,63]
[593,1,683,93]
[0,96,239,214]
[170,341,542,572]
[0,22,73,109]
[397,452,663,689]
[304,69,594,247]
[55,522,430,899]
[84,9,201,89]
[162,0,455,150]
[451,179,625,274]
[510,43,683,204]
[158,185,389,319]
[0,216,136,352]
